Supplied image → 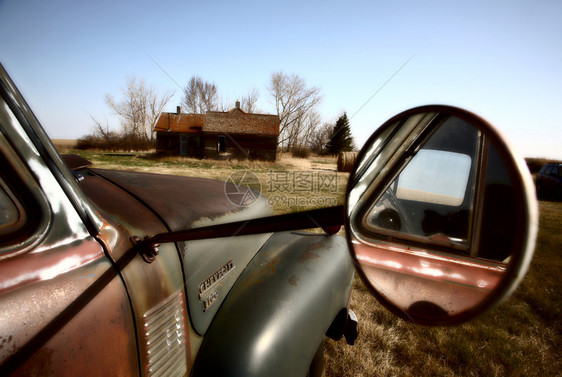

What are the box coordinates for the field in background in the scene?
[62,148,560,376]
[51,139,77,150]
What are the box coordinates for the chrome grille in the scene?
[143,291,188,377]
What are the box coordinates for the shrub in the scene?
[76,133,154,151]
[291,146,311,158]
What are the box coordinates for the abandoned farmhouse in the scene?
[154,102,280,161]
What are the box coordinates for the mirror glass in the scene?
[346,106,536,324]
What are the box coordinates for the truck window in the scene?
[366,115,479,246]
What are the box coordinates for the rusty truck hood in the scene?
[80,168,275,335]
[88,168,273,232]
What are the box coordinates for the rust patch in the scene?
[298,250,320,263]
[267,258,279,273]
[21,346,55,376]
[241,255,281,288]
[306,242,324,252]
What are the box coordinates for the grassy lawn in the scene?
[64,148,561,376]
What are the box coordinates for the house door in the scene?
[180,135,188,156]
[218,135,226,152]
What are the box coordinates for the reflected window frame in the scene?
[354,112,523,264]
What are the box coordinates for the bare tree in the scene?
[105,76,173,141]
[268,71,321,150]
[183,76,219,113]
[240,88,260,113]
[290,110,322,150]
[309,122,333,155]
[215,88,260,113]
[90,115,115,140]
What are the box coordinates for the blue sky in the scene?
[1,0,560,159]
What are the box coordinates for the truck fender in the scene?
[191,231,355,377]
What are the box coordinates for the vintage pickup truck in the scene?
[0,63,537,376]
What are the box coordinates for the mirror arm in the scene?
[132,205,345,263]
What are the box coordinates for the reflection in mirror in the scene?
[346,106,536,325]
[396,149,471,206]
[365,115,479,250]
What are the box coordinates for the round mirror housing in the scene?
[345,105,538,325]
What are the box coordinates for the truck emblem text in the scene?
[199,260,235,300]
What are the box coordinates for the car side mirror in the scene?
[345,105,538,325]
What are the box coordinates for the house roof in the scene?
[204,108,279,136]
[154,113,205,133]
[154,106,279,136]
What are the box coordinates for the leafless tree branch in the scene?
[268,71,321,150]
[183,76,219,114]
[105,76,173,142]
[240,88,260,113]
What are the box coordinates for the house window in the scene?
[180,135,188,156]
[218,135,226,152]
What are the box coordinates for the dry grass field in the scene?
[51,139,77,150]
[63,148,561,376]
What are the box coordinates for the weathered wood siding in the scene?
[204,133,277,161]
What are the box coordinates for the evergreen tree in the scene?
[326,112,354,155]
